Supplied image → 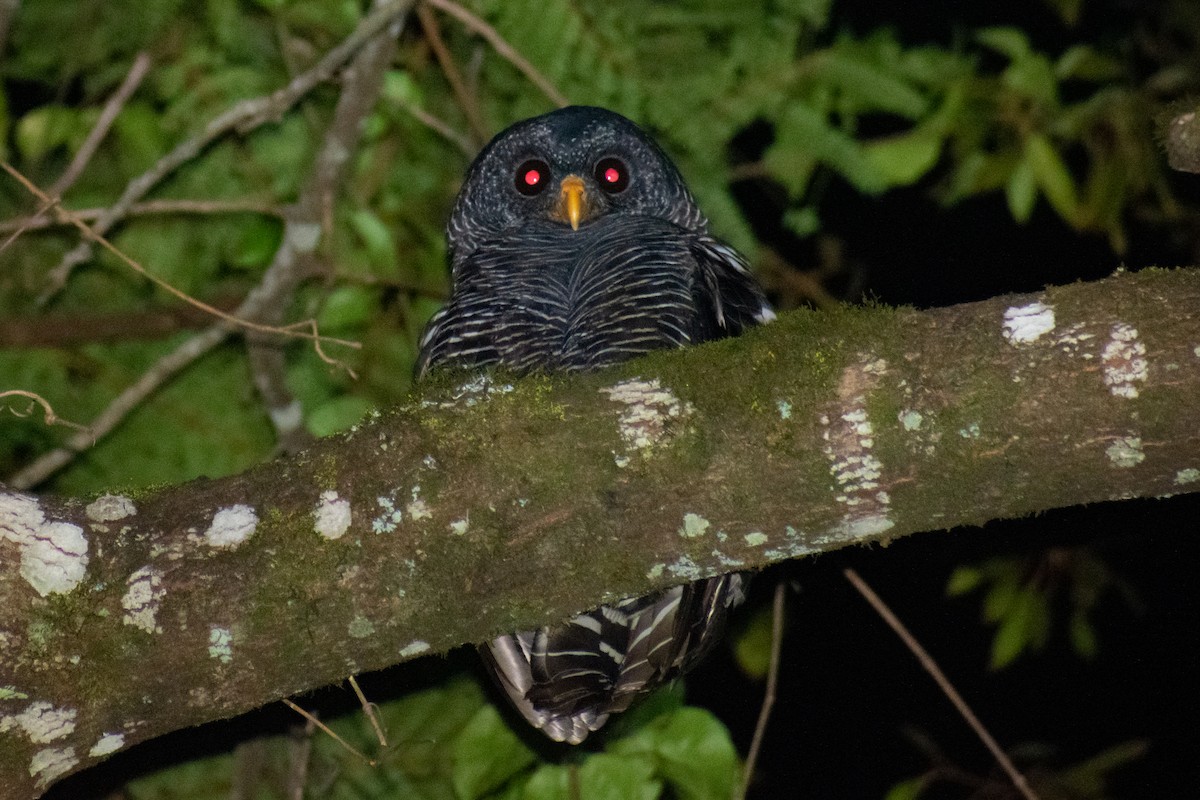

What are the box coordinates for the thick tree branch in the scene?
[2,268,1199,796]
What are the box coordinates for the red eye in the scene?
[515,159,551,196]
[595,157,629,193]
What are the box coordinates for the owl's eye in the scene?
[515,159,551,196]
[594,157,629,193]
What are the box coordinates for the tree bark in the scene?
[2,267,1199,796]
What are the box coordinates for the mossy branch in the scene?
[2,267,1199,796]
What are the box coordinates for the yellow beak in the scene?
[556,175,588,231]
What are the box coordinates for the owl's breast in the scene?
[425,216,703,373]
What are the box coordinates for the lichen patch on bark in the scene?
[0,492,89,597]
[1101,323,1149,399]
[313,491,352,540]
[122,566,165,634]
[203,505,258,549]
[1002,301,1056,344]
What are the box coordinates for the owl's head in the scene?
[447,106,707,256]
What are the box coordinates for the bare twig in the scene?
[37,0,416,300]
[6,326,227,489]
[738,582,786,800]
[393,99,476,156]
[281,699,376,766]
[286,716,316,800]
[843,569,1042,800]
[247,0,398,451]
[51,52,152,199]
[0,196,56,254]
[417,2,489,145]
[0,198,283,234]
[2,162,360,352]
[348,675,389,747]
[229,738,269,800]
[0,390,89,435]
[423,0,569,108]
[0,54,151,260]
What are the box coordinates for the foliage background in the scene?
[1,0,1197,797]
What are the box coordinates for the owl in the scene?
[417,106,772,744]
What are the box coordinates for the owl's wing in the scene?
[690,235,776,341]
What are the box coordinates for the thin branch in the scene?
[349,675,389,747]
[246,0,398,451]
[37,0,417,301]
[49,52,152,199]
[842,569,1042,800]
[738,582,786,800]
[0,291,248,348]
[281,699,375,766]
[2,162,360,352]
[424,0,569,108]
[286,717,315,800]
[5,325,228,489]
[0,390,89,435]
[0,198,283,234]
[417,1,489,145]
[392,98,476,156]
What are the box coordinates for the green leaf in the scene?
[990,587,1040,669]
[765,102,887,196]
[981,568,1020,623]
[1005,153,1037,224]
[1055,45,1124,81]
[975,27,1031,61]
[945,566,982,596]
[782,206,821,238]
[227,215,282,270]
[306,395,372,438]
[778,0,832,28]
[812,49,929,119]
[1069,611,1098,660]
[349,208,399,271]
[1057,740,1148,790]
[864,130,942,187]
[1025,585,1051,650]
[941,150,1018,204]
[733,604,776,679]
[452,704,537,800]
[1042,0,1085,26]
[520,765,570,800]
[1002,53,1060,108]
[113,102,170,171]
[319,285,380,332]
[1025,133,1080,225]
[578,754,661,800]
[125,752,236,799]
[883,775,928,800]
[604,683,685,740]
[610,707,738,800]
[384,69,426,107]
[15,105,87,163]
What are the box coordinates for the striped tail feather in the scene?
[480,573,746,744]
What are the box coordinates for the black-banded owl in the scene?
[418,106,772,744]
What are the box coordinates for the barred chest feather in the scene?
[418,215,738,376]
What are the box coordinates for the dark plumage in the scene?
[417,106,772,743]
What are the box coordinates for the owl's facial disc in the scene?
[552,175,590,231]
